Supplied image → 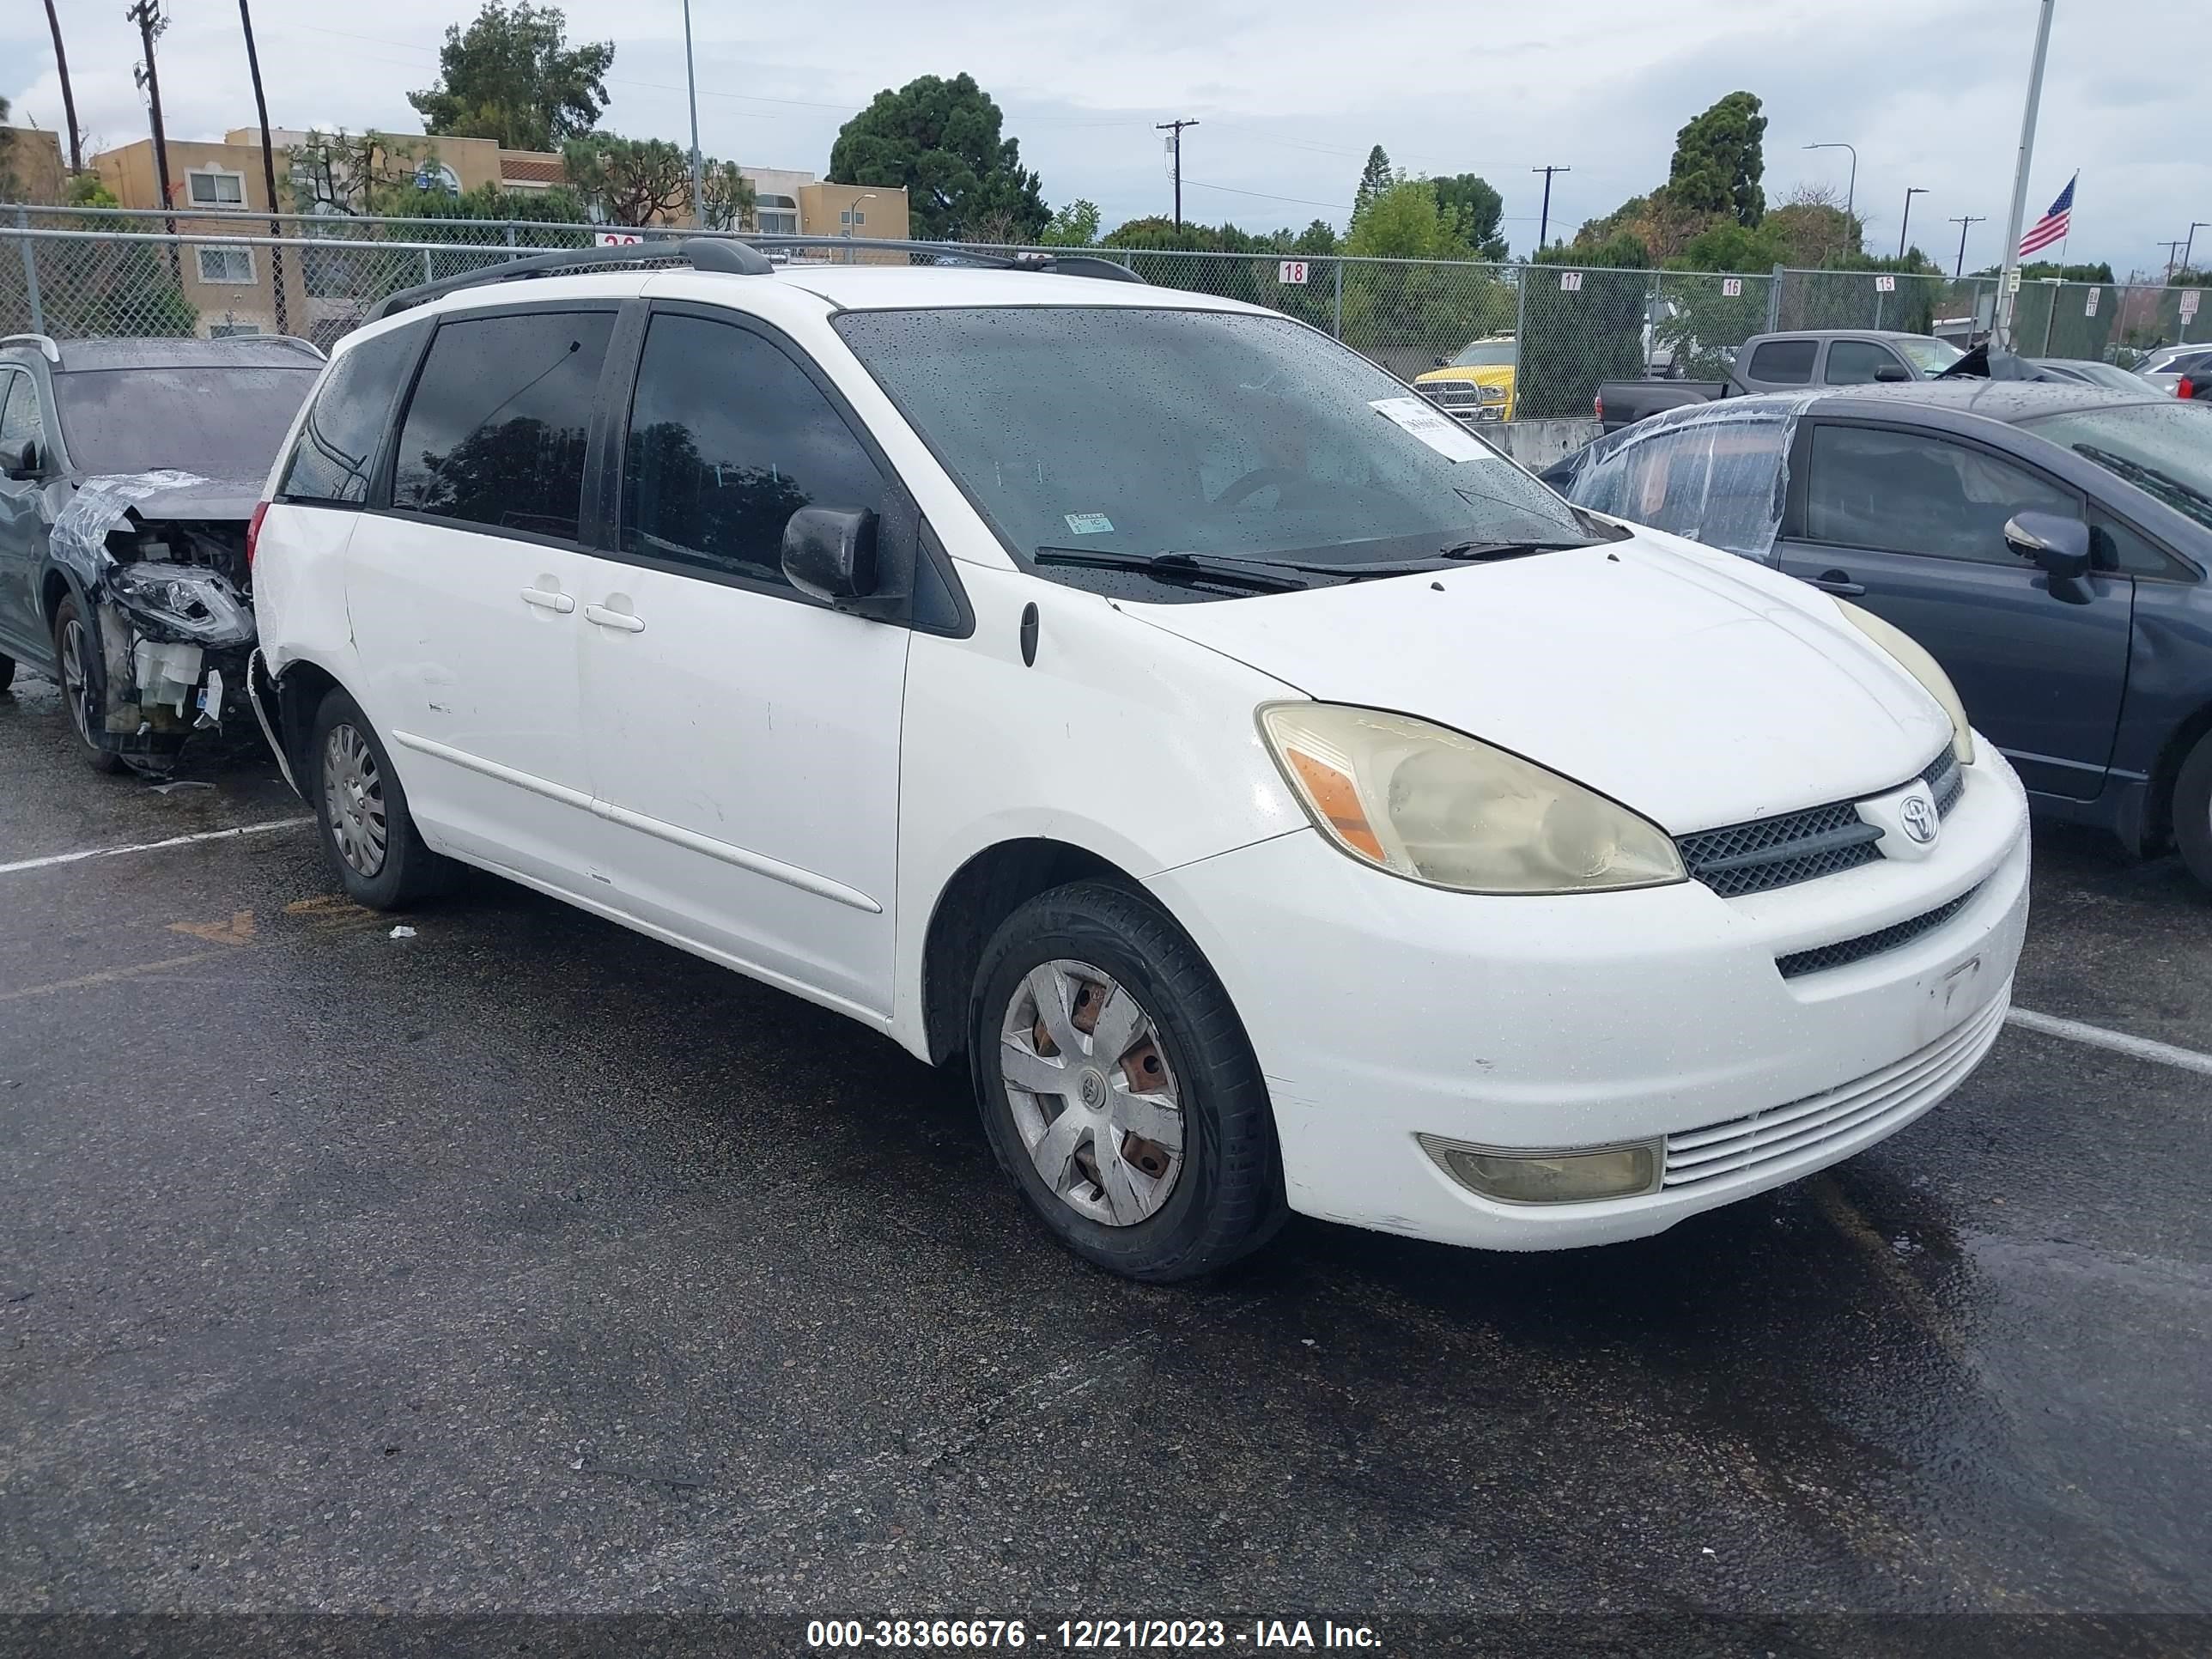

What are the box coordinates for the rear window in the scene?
[276,324,423,506]
[1746,340,1817,385]
[1553,410,1790,556]
[53,365,319,477]
[391,310,615,541]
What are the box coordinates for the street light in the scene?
[681,0,702,228]
[842,191,878,263]
[1899,186,1929,260]
[1804,143,1857,238]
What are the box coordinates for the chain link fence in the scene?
[7,206,2206,422]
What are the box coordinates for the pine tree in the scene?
[1352,145,1394,227]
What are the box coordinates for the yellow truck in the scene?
[1413,334,1517,424]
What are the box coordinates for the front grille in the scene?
[1421,383,1484,406]
[1775,882,1983,979]
[1662,990,2007,1189]
[1679,747,1965,901]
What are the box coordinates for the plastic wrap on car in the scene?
[1552,397,1820,559]
[46,469,214,591]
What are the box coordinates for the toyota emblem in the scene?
[1899,793,1938,845]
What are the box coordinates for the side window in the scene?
[1747,339,1817,385]
[1562,416,1788,556]
[278,323,422,506]
[1823,341,1896,386]
[621,313,884,589]
[1,369,47,452]
[392,310,615,540]
[1805,424,2078,563]
[2092,514,2188,580]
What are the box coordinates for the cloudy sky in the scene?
[3,0,2200,276]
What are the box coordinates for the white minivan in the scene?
[249,240,2031,1282]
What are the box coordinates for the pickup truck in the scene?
[1593,330,1965,433]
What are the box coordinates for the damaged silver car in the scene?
[0,332,322,772]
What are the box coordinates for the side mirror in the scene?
[781,507,879,603]
[1433,355,1449,368]
[0,437,38,479]
[1874,364,1911,383]
[2004,511,2091,580]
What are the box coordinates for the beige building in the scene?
[0,127,67,205]
[78,127,909,337]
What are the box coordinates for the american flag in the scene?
[2018,174,2077,258]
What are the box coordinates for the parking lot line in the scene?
[2007,1006,2212,1079]
[0,817,312,878]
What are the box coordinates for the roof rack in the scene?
[752,236,1146,283]
[368,237,776,320]
[0,332,61,363]
[210,332,326,361]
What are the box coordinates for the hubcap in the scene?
[1000,959,1184,1227]
[58,617,95,744]
[321,723,389,877]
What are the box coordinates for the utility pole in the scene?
[681,0,704,228]
[1157,119,1198,228]
[2185,222,2209,279]
[237,0,287,334]
[42,0,82,173]
[2160,240,2188,284]
[126,0,179,282]
[1530,165,1571,252]
[1995,0,2057,347]
[1899,187,1929,260]
[1949,215,1985,279]
[1803,143,1858,237]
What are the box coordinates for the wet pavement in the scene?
[1,665,2208,1641]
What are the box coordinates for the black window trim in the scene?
[589,296,973,638]
[1748,337,1820,386]
[366,299,623,557]
[1784,414,2094,568]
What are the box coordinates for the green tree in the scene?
[409,2,613,152]
[1037,199,1101,246]
[371,179,591,232]
[1291,218,1340,256]
[1431,173,1508,260]
[1343,179,1472,260]
[562,133,690,226]
[1667,91,1766,227]
[698,161,755,233]
[830,73,1047,241]
[285,130,427,215]
[1351,145,1394,227]
[1519,234,1653,417]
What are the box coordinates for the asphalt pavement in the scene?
[1,665,2209,1651]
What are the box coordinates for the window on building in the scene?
[187,168,247,207]
[392,310,616,541]
[622,313,884,588]
[841,209,866,228]
[757,195,799,236]
[196,246,256,285]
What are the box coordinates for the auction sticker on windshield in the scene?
[1063,513,1115,535]
[1369,397,1493,464]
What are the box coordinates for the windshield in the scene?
[1449,341,1517,368]
[55,366,320,477]
[1893,337,1966,375]
[2021,401,2212,531]
[834,307,1589,589]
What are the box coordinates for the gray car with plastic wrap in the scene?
[0,333,322,772]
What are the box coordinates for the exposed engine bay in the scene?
[48,470,258,770]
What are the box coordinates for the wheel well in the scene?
[2144,701,2212,854]
[40,570,71,631]
[273,659,343,787]
[920,839,1133,1066]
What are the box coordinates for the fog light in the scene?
[1417,1133,1662,1204]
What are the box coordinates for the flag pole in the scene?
[1996,0,2057,349]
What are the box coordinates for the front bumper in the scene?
[1146,745,2030,1251]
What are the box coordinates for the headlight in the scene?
[1258,703,1685,894]
[1476,385,1507,404]
[1832,600,1974,766]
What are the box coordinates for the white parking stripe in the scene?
[2007,1007,2212,1079]
[0,817,313,878]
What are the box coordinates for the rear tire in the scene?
[2171,729,2212,891]
[307,687,459,909]
[50,594,125,774]
[969,880,1285,1283]
[0,652,15,692]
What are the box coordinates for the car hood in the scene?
[1415,365,1515,387]
[64,472,260,523]
[1126,529,1953,834]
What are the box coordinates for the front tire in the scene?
[307,687,459,908]
[2171,728,2212,891]
[969,880,1285,1282]
[50,594,125,774]
[0,652,15,693]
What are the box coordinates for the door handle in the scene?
[520,586,575,613]
[584,603,646,634]
[1808,569,1866,596]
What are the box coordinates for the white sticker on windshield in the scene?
[1370,397,1494,464]
[1063,513,1115,535]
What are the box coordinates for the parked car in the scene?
[1594,331,1966,433]
[252,240,2029,1282]
[1414,334,1517,424]
[2029,356,2162,392]
[1544,381,2212,883]
[2134,343,2212,395]
[0,332,323,771]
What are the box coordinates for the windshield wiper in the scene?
[1031,545,1318,592]
[1436,538,1592,561]
[2070,444,2212,527]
